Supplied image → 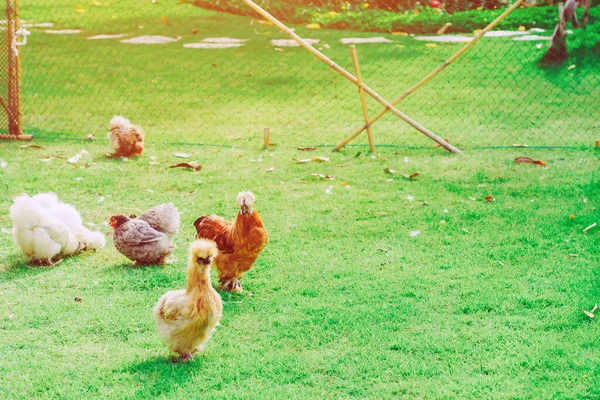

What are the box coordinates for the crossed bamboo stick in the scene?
[241,0,525,154]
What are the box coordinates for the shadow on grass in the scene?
[0,253,67,280]
[122,356,205,398]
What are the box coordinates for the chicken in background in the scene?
[154,239,222,363]
[110,203,180,265]
[107,116,145,157]
[193,191,268,293]
[10,193,106,266]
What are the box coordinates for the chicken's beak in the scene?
[196,256,212,266]
[240,202,253,215]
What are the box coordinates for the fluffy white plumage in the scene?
[10,193,106,265]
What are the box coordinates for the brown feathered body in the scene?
[193,191,268,292]
[110,203,180,265]
[153,240,222,361]
[107,116,145,157]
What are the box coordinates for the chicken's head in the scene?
[189,239,218,269]
[109,214,129,229]
[236,191,256,215]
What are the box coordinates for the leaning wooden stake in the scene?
[240,0,461,154]
[349,45,375,153]
[334,0,525,151]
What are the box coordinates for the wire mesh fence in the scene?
[14,0,600,150]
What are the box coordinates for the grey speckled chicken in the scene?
[110,203,180,265]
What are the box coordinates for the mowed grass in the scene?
[1,141,600,399]
[18,0,600,148]
[0,1,599,398]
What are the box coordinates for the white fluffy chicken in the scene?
[10,193,106,265]
[107,116,145,157]
[153,240,223,362]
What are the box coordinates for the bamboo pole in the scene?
[349,45,374,153]
[334,0,525,151]
[240,0,461,154]
[14,0,22,136]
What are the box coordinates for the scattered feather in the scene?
[1,227,11,234]
[581,304,598,319]
[0,159,7,168]
[174,152,191,158]
[266,167,275,172]
[409,230,421,237]
[385,168,396,174]
[407,195,414,201]
[583,222,596,232]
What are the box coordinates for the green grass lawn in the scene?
[1,1,599,399]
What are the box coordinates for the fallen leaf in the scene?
[74,296,82,302]
[19,144,45,149]
[425,43,439,48]
[484,195,495,202]
[310,173,334,180]
[570,215,575,220]
[191,30,198,35]
[400,172,420,180]
[468,197,476,201]
[84,134,95,141]
[340,181,350,186]
[168,162,202,171]
[312,156,330,162]
[518,26,526,31]
[384,168,396,174]
[174,152,191,158]
[568,254,578,258]
[511,143,529,148]
[146,189,154,193]
[434,138,450,148]
[514,156,546,166]
[305,23,321,29]
[391,31,409,36]
[297,147,317,151]
[568,64,576,71]
[257,20,274,25]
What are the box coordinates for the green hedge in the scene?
[194,1,599,34]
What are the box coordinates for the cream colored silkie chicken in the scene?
[153,239,222,362]
[9,193,106,266]
[107,116,145,157]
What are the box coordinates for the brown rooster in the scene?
[193,191,268,293]
[107,116,144,157]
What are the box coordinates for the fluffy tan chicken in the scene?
[110,203,180,265]
[10,193,106,265]
[193,191,268,293]
[153,239,222,362]
[107,116,145,157]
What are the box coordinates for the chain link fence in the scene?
[15,0,600,150]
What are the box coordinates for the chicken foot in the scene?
[218,279,243,293]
